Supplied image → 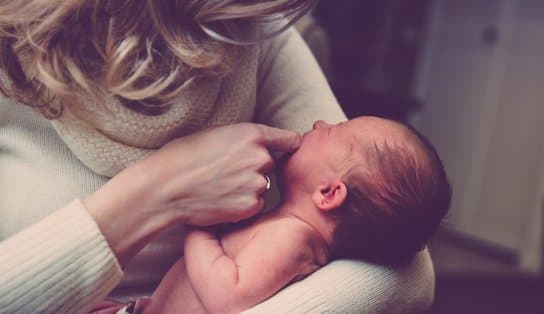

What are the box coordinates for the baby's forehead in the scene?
[349,117,420,148]
[346,119,424,163]
[345,118,396,148]
[349,116,406,136]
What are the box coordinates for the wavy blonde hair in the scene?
[0,0,316,118]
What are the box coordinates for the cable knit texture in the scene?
[0,28,434,313]
[51,45,258,177]
[0,200,123,314]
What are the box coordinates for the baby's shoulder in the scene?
[266,218,328,267]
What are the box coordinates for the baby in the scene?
[135,116,451,313]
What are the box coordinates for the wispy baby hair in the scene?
[329,122,452,265]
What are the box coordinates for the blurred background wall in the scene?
[301,0,544,313]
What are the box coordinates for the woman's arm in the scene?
[0,123,300,314]
[243,249,435,314]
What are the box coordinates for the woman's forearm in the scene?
[83,160,182,267]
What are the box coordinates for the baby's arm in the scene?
[184,224,318,314]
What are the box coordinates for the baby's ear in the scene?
[312,180,347,212]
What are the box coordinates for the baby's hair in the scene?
[328,123,452,265]
[0,0,316,118]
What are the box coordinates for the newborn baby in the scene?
[142,116,452,314]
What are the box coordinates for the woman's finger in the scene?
[255,124,302,153]
[258,153,275,173]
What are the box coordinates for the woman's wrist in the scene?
[83,161,184,267]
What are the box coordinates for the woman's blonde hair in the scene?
[0,0,316,118]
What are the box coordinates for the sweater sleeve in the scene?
[0,199,123,314]
[243,249,435,314]
[256,26,347,133]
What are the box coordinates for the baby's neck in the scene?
[271,200,335,247]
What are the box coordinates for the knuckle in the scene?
[288,137,298,150]
[245,196,260,210]
[241,123,262,140]
[243,148,270,168]
[247,196,259,207]
[253,174,267,189]
[256,149,272,164]
[249,197,264,212]
[231,124,260,140]
[249,125,265,141]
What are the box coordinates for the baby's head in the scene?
[280,116,451,265]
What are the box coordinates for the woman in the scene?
[0,1,433,313]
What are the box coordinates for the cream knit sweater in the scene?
[0,28,434,313]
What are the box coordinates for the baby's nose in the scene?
[313,120,330,130]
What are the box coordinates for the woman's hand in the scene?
[138,122,301,225]
[83,123,301,265]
